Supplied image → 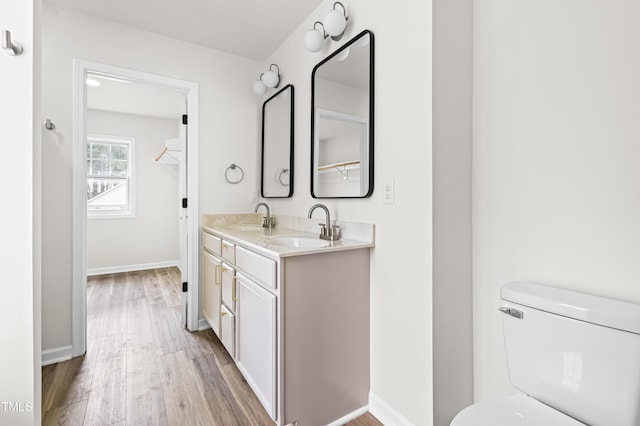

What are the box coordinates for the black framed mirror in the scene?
[311,29,374,198]
[261,84,294,198]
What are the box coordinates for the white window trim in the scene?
[87,133,136,219]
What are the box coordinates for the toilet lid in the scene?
[451,394,586,426]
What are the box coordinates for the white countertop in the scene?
[202,214,375,259]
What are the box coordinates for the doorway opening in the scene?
[72,60,200,357]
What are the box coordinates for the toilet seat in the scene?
[450,394,586,426]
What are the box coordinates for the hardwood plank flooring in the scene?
[42,267,382,426]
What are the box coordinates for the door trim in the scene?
[71,59,200,357]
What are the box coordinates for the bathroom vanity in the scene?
[201,213,374,426]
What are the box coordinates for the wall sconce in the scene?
[304,2,349,52]
[253,64,281,95]
[304,22,327,53]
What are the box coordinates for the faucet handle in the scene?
[330,225,341,240]
[262,216,276,229]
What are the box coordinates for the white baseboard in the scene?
[87,260,180,276]
[42,345,73,366]
[327,405,369,426]
[198,318,211,331]
[369,392,414,426]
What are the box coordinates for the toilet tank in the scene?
[500,281,640,426]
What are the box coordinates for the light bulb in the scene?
[253,79,267,95]
[323,8,346,37]
[261,70,279,88]
[304,29,325,52]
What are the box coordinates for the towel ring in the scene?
[278,168,290,186]
[225,163,244,184]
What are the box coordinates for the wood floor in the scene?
[42,268,382,426]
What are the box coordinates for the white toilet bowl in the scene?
[451,394,585,426]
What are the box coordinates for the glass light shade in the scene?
[323,9,346,37]
[261,70,279,88]
[253,79,267,95]
[304,29,325,52]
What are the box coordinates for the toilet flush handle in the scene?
[499,306,524,319]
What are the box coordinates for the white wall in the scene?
[474,0,640,401]
[41,6,260,351]
[86,110,180,272]
[260,1,433,424]
[0,0,41,424]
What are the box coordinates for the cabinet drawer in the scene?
[221,240,236,263]
[220,304,235,359]
[203,232,222,256]
[221,262,236,311]
[236,246,276,290]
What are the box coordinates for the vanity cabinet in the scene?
[201,225,371,426]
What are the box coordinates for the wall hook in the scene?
[45,119,56,131]
[2,30,23,56]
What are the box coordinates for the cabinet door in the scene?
[220,304,235,358]
[221,262,236,312]
[236,274,277,419]
[202,250,222,338]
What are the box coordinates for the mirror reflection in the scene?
[261,84,294,198]
[311,30,374,198]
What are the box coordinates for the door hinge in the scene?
[182,198,188,208]
[182,114,188,125]
[182,282,188,292]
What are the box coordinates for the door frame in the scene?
[71,59,200,357]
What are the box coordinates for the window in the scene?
[87,135,134,218]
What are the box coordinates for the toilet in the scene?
[451,281,640,426]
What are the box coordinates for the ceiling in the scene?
[55,0,325,119]
[45,0,324,60]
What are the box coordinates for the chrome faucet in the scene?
[255,202,276,229]
[307,204,340,241]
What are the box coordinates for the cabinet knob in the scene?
[221,311,227,317]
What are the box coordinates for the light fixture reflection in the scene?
[334,47,350,61]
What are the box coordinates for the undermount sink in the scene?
[268,236,330,248]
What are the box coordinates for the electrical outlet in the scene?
[383,179,394,205]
